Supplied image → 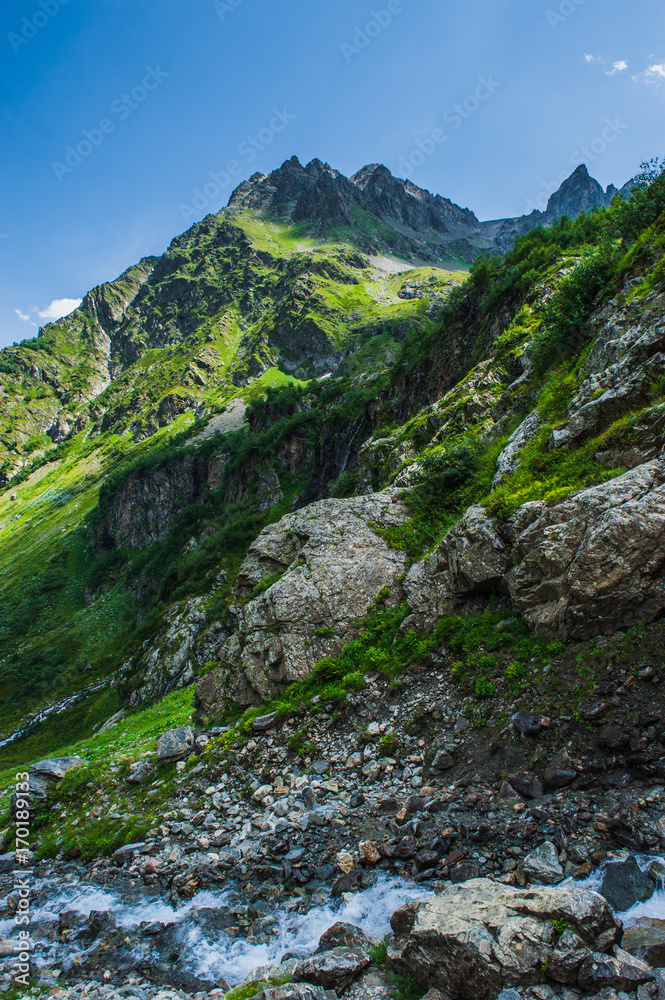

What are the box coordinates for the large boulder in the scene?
[156,726,195,762]
[505,459,665,639]
[293,946,371,993]
[600,855,654,912]
[387,877,620,1000]
[196,492,408,709]
[11,755,88,819]
[405,458,665,640]
[405,505,511,629]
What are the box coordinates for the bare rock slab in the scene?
[387,877,620,1000]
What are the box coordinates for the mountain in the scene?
[1,155,665,935]
[228,156,622,264]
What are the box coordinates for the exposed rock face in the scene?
[405,505,511,628]
[93,454,211,551]
[405,458,665,640]
[492,410,540,488]
[387,878,620,999]
[196,492,408,710]
[548,287,665,453]
[122,597,219,707]
[505,459,665,638]
[229,156,619,265]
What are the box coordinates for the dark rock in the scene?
[331,870,361,897]
[316,922,372,953]
[430,750,455,772]
[511,711,542,736]
[252,712,277,732]
[414,849,440,872]
[577,949,655,992]
[0,853,15,874]
[312,759,329,775]
[252,986,330,1000]
[601,856,654,911]
[598,724,630,750]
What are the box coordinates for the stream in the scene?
[0,871,430,987]
[2,857,664,991]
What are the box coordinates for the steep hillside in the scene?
[0,155,661,781]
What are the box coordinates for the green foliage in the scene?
[368,939,388,967]
[474,676,496,698]
[531,247,617,373]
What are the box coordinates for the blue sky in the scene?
[0,0,663,349]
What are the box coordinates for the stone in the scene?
[252,712,277,732]
[405,505,512,628]
[199,492,409,706]
[598,724,630,750]
[387,877,620,999]
[0,853,15,874]
[358,841,381,864]
[511,711,542,736]
[577,946,655,992]
[523,841,564,885]
[601,856,654,912]
[430,750,455,772]
[336,850,355,874]
[251,985,330,1000]
[156,726,195,762]
[293,946,371,993]
[316,922,372,953]
[506,460,665,640]
[331,870,361,897]
[623,918,665,967]
[29,756,88,780]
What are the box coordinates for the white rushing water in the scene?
[7,874,432,985]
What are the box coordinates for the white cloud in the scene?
[606,60,628,75]
[647,62,665,79]
[15,309,32,322]
[37,298,82,321]
[584,53,598,62]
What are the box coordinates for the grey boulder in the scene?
[156,725,195,761]
[523,841,564,885]
[387,877,620,999]
[293,945,371,993]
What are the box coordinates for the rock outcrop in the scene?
[387,878,621,999]
[92,454,212,551]
[196,491,408,711]
[406,458,665,640]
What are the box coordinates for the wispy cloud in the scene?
[606,60,628,75]
[647,62,665,79]
[15,298,82,327]
[584,53,598,63]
